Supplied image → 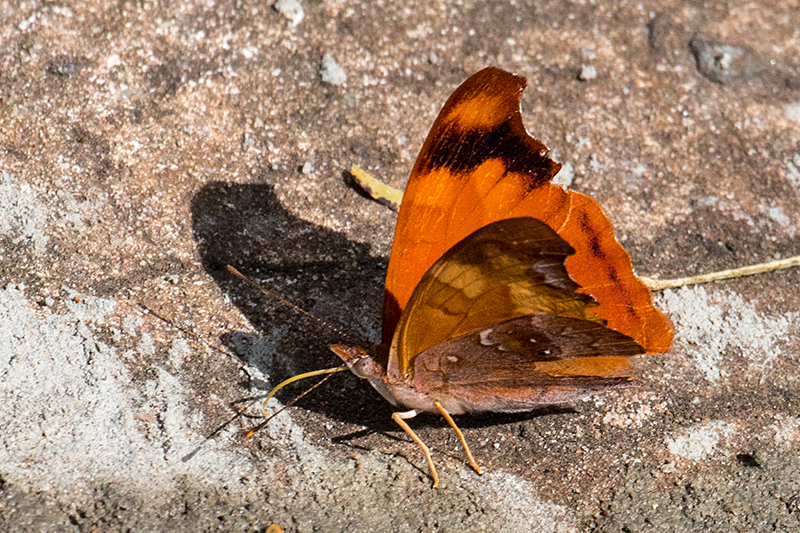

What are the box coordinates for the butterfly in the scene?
[327,67,674,487]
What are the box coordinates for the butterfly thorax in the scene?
[329,343,465,414]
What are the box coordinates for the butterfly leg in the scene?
[434,401,483,475]
[391,409,439,488]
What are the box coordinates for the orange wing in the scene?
[382,67,673,354]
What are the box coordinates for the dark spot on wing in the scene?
[606,264,619,282]
[588,236,605,258]
[421,121,558,191]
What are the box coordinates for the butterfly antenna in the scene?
[244,365,348,437]
[226,265,355,341]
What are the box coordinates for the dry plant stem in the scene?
[351,165,800,291]
[351,165,404,210]
[434,401,483,475]
[392,409,440,487]
[641,255,800,291]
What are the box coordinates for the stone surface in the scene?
[320,53,347,86]
[578,64,598,81]
[1,0,799,531]
[689,38,758,85]
[273,0,304,27]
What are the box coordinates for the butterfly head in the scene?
[328,344,386,380]
[330,343,413,409]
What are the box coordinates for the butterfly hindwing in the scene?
[409,313,645,414]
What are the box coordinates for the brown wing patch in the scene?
[408,313,644,414]
[382,67,672,354]
[388,218,602,380]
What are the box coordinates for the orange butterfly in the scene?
[328,67,674,487]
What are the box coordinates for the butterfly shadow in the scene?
[328,404,580,481]
[190,180,399,428]
[190,181,588,463]
[330,405,576,444]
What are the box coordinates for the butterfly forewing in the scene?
[383,67,673,354]
[382,68,561,344]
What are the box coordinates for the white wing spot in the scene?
[446,355,459,363]
[479,328,497,346]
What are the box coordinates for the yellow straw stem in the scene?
[350,165,404,211]
[641,255,800,291]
